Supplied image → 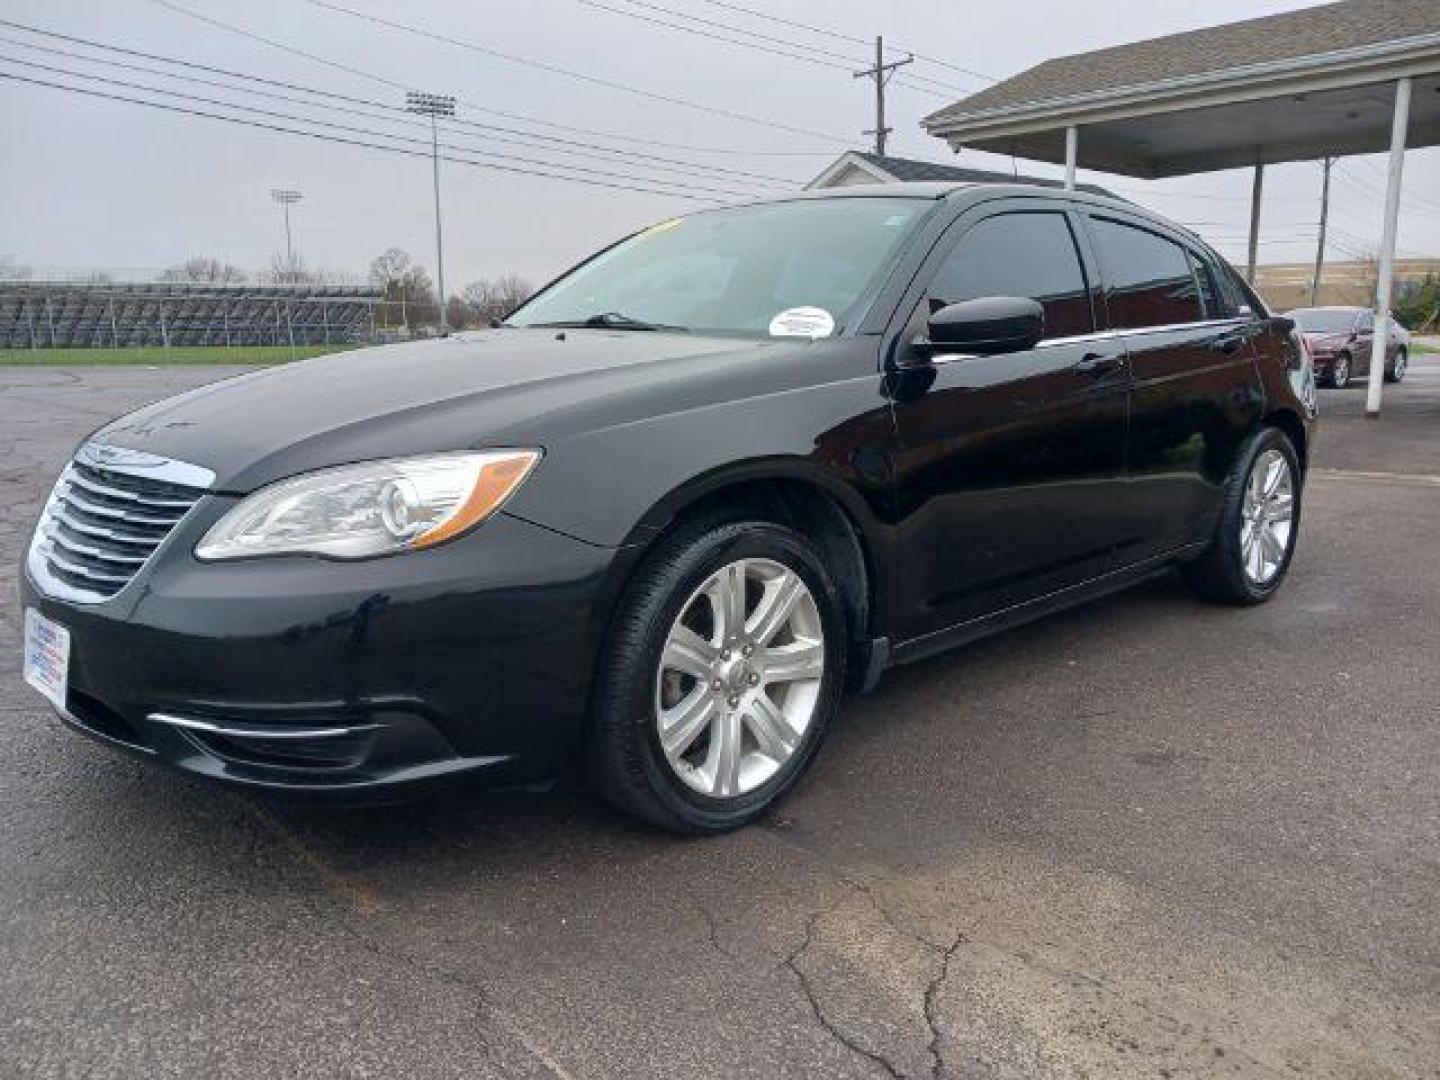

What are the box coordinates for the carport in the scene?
[922,0,1440,417]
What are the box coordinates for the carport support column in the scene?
[1366,76,1412,419]
[1064,125,1078,191]
[1246,163,1264,284]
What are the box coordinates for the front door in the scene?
[888,204,1131,641]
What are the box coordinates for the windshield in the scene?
[507,198,928,338]
[1290,308,1357,334]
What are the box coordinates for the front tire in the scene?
[588,519,846,834]
[1330,353,1351,389]
[1387,348,1407,384]
[1182,427,1301,605]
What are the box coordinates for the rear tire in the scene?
[588,518,846,834]
[1182,427,1301,606]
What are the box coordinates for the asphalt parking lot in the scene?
[3,355,1439,1079]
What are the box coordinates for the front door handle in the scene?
[1073,351,1123,375]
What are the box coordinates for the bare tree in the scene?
[494,272,533,317]
[161,256,247,283]
[460,273,534,326]
[444,294,470,330]
[262,251,323,285]
[368,247,411,291]
[368,248,437,329]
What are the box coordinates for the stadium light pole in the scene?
[270,188,303,281]
[405,91,455,333]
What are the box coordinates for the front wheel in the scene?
[1330,353,1351,389]
[1387,348,1407,384]
[588,520,846,834]
[1182,427,1301,605]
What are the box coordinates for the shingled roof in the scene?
[809,151,1115,196]
[926,0,1440,123]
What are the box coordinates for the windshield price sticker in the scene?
[768,307,835,339]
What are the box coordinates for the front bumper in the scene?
[21,503,617,798]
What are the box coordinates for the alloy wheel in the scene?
[1393,351,1407,381]
[1240,448,1294,586]
[1332,356,1350,388]
[655,558,824,798]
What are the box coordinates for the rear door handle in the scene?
[1073,351,1123,375]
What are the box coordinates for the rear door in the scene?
[1354,309,1375,375]
[887,200,1131,639]
[1083,213,1264,559]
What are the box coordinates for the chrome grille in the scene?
[27,444,213,603]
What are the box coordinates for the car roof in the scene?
[792,180,1131,205]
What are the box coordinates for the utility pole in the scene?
[405,90,456,333]
[853,37,912,158]
[1310,156,1334,307]
[270,188,302,280]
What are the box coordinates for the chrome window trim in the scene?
[929,329,1124,366]
[1112,317,1248,338]
[924,317,1247,366]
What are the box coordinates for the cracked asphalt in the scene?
[3,358,1439,1078]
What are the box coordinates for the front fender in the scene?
[501,365,897,550]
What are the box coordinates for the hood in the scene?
[1301,331,1348,351]
[92,329,782,491]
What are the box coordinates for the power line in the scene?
[575,0,860,73]
[0,69,749,203]
[0,54,776,201]
[573,0,970,96]
[0,28,797,190]
[685,0,997,84]
[570,0,964,102]
[1334,161,1440,218]
[31,10,804,160]
[284,0,853,145]
[0,55,772,199]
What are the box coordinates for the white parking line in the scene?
[1311,468,1440,487]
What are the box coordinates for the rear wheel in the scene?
[1182,427,1301,605]
[1330,353,1351,389]
[589,519,845,834]
[1387,348,1407,384]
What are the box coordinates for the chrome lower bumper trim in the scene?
[147,712,379,740]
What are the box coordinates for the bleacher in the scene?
[0,281,383,348]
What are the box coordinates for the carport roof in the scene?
[922,0,1440,177]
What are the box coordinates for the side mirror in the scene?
[912,297,1045,362]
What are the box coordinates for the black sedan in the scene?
[21,184,1316,833]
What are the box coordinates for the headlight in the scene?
[195,450,541,561]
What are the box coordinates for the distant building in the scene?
[1253,258,1440,312]
[807,151,1113,196]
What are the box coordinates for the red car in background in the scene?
[1288,306,1411,389]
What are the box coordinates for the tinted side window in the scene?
[929,212,1094,339]
[1092,218,1203,329]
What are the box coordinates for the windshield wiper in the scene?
[533,312,689,332]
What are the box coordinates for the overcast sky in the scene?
[1,0,1436,292]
